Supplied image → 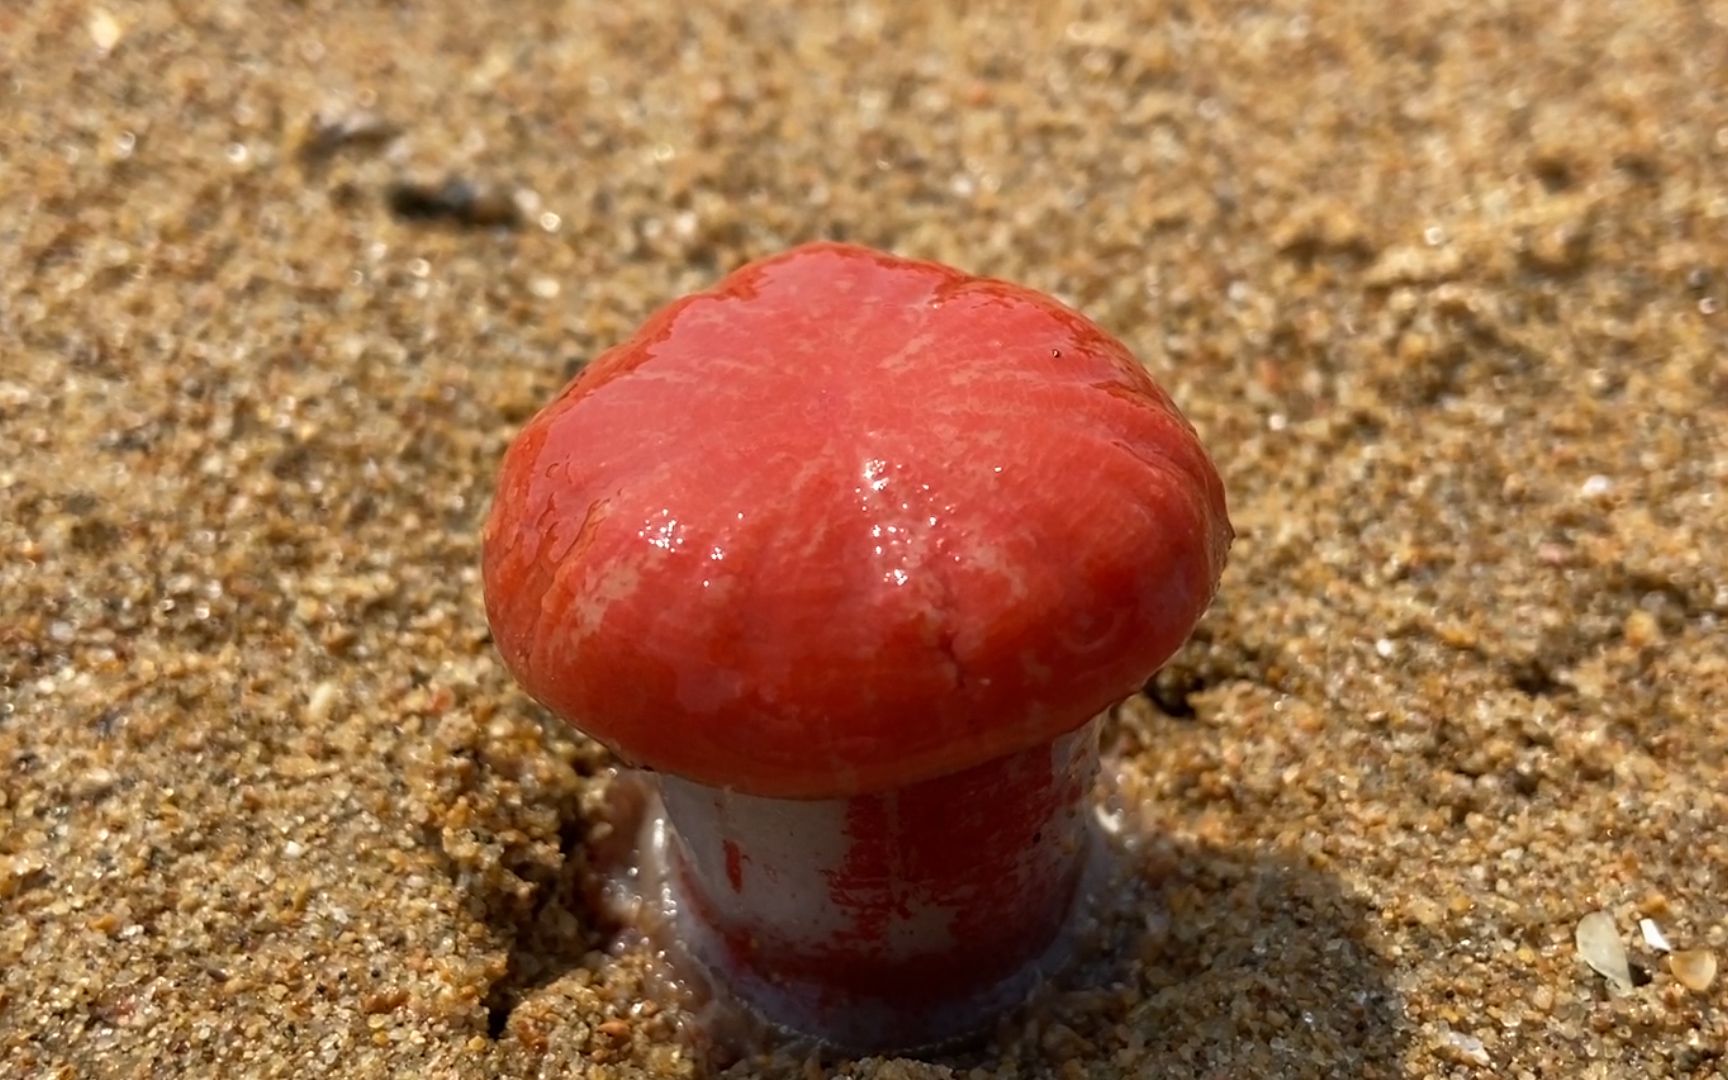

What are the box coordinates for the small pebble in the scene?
[386,177,525,228]
[1623,611,1662,648]
[299,110,402,163]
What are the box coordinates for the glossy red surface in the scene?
[483,242,1231,797]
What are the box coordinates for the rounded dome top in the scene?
[483,243,1231,798]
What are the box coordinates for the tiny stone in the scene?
[386,177,524,228]
[298,110,401,163]
[1406,896,1443,927]
[1623,611,1661,648]
[78,769,117,799]
[1579,474,1612,498]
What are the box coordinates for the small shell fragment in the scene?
[1639,918,1672,953]
[88,8,123,52]
[1091,802,1125,836]
[1439,1029,1491,1067]
[1575,910,1633,993]
[304,681,342,725]
[1668,949,1718,993]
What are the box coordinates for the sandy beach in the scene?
[2,1,1725,1076]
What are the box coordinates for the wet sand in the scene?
[2,1,1725,1076]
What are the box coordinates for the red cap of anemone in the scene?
[482,243,1231,799]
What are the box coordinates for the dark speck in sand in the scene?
[386,177,525,229]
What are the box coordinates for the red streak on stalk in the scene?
[690,737,1089,1003]
[723,839,745,893]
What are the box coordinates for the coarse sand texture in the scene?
[2,2,1725,1078]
